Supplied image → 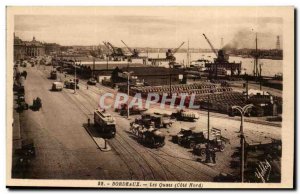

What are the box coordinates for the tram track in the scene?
[40,67,281,128]
[37,67,274,181]
[55,73,187,181]
[45,73,164,180]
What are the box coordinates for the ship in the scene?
[205,49,242,78]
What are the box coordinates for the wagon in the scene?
[87,78,97,85]
[116,104,147,116]
[193,128,230,156]
[172,109,199,122]
[14,139,35,169]
[52,82,63,91]
[171,127,206,148]
[132,112,173,129]
[32,97,42,111]
[50,70,57,80]
[65,80,79,89]
[130,124,165,148]
[17,95,29,111]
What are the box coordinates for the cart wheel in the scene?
[171,137,176,143]
[178,138,182,145]
[189,141,196,149]
[150,137,155,147]
[199,148,206,156]
[220,145,225,152]
[132,127,135,134]
[111,131,116,137]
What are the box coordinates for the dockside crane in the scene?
[103,41,125,61]
[173,42,185,54]
[121,40,139,58]
[106,42,118,55]
[166,42,185,61]
[203,33,223,79]
[147,42,185,67]
[203,34,218,58]
[103,41,113,54]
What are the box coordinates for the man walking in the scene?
[205,144,211,163]
[211,149,216,164]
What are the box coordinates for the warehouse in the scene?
[53,56,146,80]
[111,66,187,86]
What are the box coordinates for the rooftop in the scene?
[14,36,44,47]
[120,66,185,76]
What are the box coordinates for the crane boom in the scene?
[121,40,134,55]
[103,41,111,51]
[103,41,113,55]
[203,34,218,57]
[106,42,117,53]
[172,42,185,54]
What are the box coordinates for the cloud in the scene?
[112,15,177,26]
[14,13,283,49]
[14,15,48,31]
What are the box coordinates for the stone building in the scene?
[13,35,26,61]
[14,35,46,61]
[24,36,45,57]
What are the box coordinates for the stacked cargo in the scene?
[130,83,247,114]
[131,83,217,96]
[194,92,247,113]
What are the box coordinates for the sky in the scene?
[14,7,283,49]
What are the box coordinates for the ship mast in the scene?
[253,33,260,78]
[186,39,190,67]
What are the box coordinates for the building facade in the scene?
[111,66,186,86]
[24,36,45,57]
[14,35,46,61]
[14,35,26,61]
[45,43,60,55]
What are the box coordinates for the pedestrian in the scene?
[205,144,211,163]
[22,71,27,79]
[211,149,216,164]
[87,85,89,90]
[16,72,20,81]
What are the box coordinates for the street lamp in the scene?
[169,63,172,97]
[74,60,77,94]
[73,59,79,94]
[123,71,133,119]
[232,104,254,183]
[205,94,211,163]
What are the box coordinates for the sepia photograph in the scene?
[6,6,294,189]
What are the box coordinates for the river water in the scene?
[142,52,283,77]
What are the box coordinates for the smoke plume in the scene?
[222,28,274,50]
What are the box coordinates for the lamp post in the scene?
[205,94,211,163]
[92,57,95,78]
[123,71,133,119]
[74,59,77,94]
[169,67,172,97]
[106,54,109,71]
[232,104,254,182]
